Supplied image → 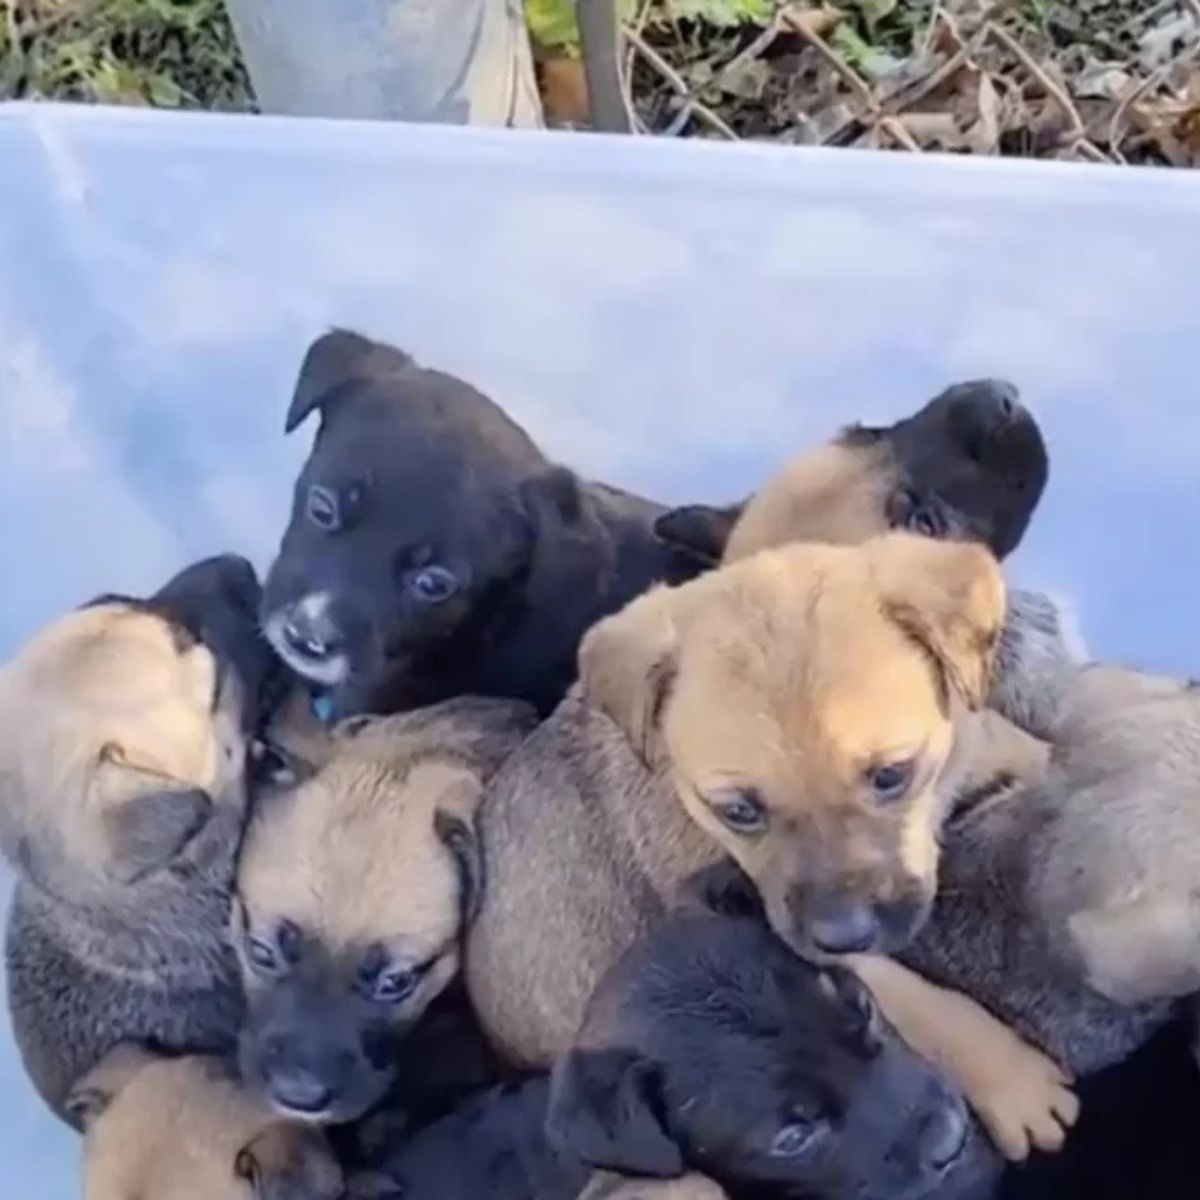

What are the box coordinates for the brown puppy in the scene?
[467,533,1071,1158]
[70,1046,344,1200]
[235,696,535,1125]
[1,555,276,1120]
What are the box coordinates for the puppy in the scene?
[888,666,1200,1093]
[235,695,535,1125]
[260,329,717,720]
[658,376,1047,568]
[547,863,995,1200]
[376,866,987,1200]
[1,555,276,1121]
[70,1045,344,1200]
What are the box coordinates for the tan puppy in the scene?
[576,1173,729,1200]
[235,696,535,1125]
[0,555,276,1120]
[70,1046,344,1200]
[467,533,1077,1162]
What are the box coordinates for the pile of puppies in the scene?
[1,328,1197,1200]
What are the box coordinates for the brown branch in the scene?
[622,27,740,139]
[779,6,875,113]
[986,21,1085,141]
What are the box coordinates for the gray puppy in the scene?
[1,555,277,1123]
[895,663,1200,1079]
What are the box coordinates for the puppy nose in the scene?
[282,597,344,661]
[916,1095,970,1170]
[808,900,881,954]
[266,1067,334,1116]
[958,378,1021,424]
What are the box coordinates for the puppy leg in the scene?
[849,955,1079,1162]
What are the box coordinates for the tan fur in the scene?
[579,534,1004,947]
[577,1171,730,1200]
[723,441,893,562]
[0,602,240,880]
[74,1049,342,1200]
[237,699,533,1028]
[848,955,1078,1163]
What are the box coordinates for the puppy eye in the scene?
[770,1118,820,1159]
[371,967,420,1005]
[306,485,341,533]
[867,760,915,802]
[710,788,768,835]
[248,936,282,975]
[407,565,459,605]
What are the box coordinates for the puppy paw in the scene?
[959,1022,1079,1161]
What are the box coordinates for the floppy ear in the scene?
[547,1048,683,1178]
[65,1043,158,1131]
[286,329,412,434]
[577,587,687,764]
[93,750,213,883]
[871,534,1005,710]
[675,858,765,922]
[520,465,589,528]
[434,803,485,928]
[653,503,743,568]
[235,1123,344,1200]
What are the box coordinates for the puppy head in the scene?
[666,379,1045,567]
[579,534,1005,957]
[70,1048,343,1200]
[0,555,265,891]
[236,696,535,1123]
[262,329,600,715]
[548,878,981,1200]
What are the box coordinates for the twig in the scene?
[622,27,741,139]
[1070,137,1114,163]
[779,7,875,112]
[884,25,988,115]
[712,13,785,92]
[622,0,655,87]
[1182,0,1200,29]
[877,115,924,151]
[1108,42,1200,161]
[986,21,1085,140]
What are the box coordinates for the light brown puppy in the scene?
[576,1173,729,1200]
[235,696,535,1124]
[468,533,1076,1162]
[71,1047,344,1200]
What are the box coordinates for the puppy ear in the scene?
[578,587,687,764]
[653,503,743,568]
[286,329,412,434]
[547,1048,683,1178]
[235,1123,344,1200]
[435,805,485,927]
[65,1043,158,1131]
[520,466,588,528]
[675,858,765,922]
[93,751,213,883]
[420,696,538,778]
[871,534,1005,710]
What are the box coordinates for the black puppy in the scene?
[369,864,996,1200]
[261,330,715,720]
[262,334,1047,722]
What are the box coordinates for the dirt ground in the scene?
[2,0,1198,165]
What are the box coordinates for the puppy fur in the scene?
[546,863,996,1200]
[71,1046,344,1200]
[235,695,536,1125]
[897,664,1200,1077]
[260,329,719,720]
[466,532,1009,1069]
[1,555,276,1122]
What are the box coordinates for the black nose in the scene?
[917,1095,970,1170]
[266,1067,334,1116]
[957,378,1021,425]
[808,901,881,954]
[282,605,344,661]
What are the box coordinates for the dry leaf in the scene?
[966,71,1000,153]
[538,55,591,126]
